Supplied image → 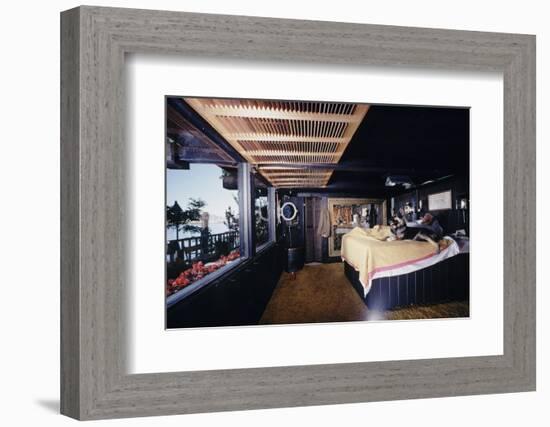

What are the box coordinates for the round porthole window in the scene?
[281,201,298,222]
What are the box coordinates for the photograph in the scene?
[45,0,540,422]
[165,96,470,328]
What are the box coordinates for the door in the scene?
[304,197,323,263]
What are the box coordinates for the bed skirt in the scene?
[343,254,469,311]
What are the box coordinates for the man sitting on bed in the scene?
[389,210,443,253]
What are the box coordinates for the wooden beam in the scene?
[268,178,330,184]
[231,134,349,143]
[263,172,331,177]
[245,150,340,157]
[269,178,329,182]
[262,164,345,172]
[277,184,328,188]
[193,105,365,123]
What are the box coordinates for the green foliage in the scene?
[214,240,231,257]
[166,198,206,239]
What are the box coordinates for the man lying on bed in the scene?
[389,210,443,253]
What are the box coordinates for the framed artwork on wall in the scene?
[428,190,453,211]
[61,6,535,420]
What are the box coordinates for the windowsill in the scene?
[166,240,277,310]
[255,240,274,254]
[166,256,245,309]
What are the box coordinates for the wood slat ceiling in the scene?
[184,98,369,187]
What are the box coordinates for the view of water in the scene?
[166,222,231,241]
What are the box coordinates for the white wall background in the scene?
[0,0,546,425]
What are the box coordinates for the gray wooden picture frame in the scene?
[60,6,536,420]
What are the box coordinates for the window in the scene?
[166,163,241,299]
[165,97,276,304]
[254,184,269,250]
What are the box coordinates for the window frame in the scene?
[165,163,245,308]
[252,178,276,253]
[166,162,277,307]
[165,95,280,305]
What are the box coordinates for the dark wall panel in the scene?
[167,243,284,328]
[392,175,469,235]
[345,254,469,311]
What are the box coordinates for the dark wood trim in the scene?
[239,163,255,257]
[167,97,246,163]
[167,243,283,328]
[268,187,277,243]
[343,256,469,311]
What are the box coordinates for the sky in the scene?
[166,164,238,223]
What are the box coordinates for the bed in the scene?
[341,226,469,310]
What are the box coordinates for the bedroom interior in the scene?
[165,96,470,328]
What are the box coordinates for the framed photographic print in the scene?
[428,190,453,211]
[61,6,536,420]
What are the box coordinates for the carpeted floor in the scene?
[259,262,468,325]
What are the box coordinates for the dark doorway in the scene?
[304,197,324,263]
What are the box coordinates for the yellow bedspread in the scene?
[341,226,450,290]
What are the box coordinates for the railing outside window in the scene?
[167,230,240,263]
